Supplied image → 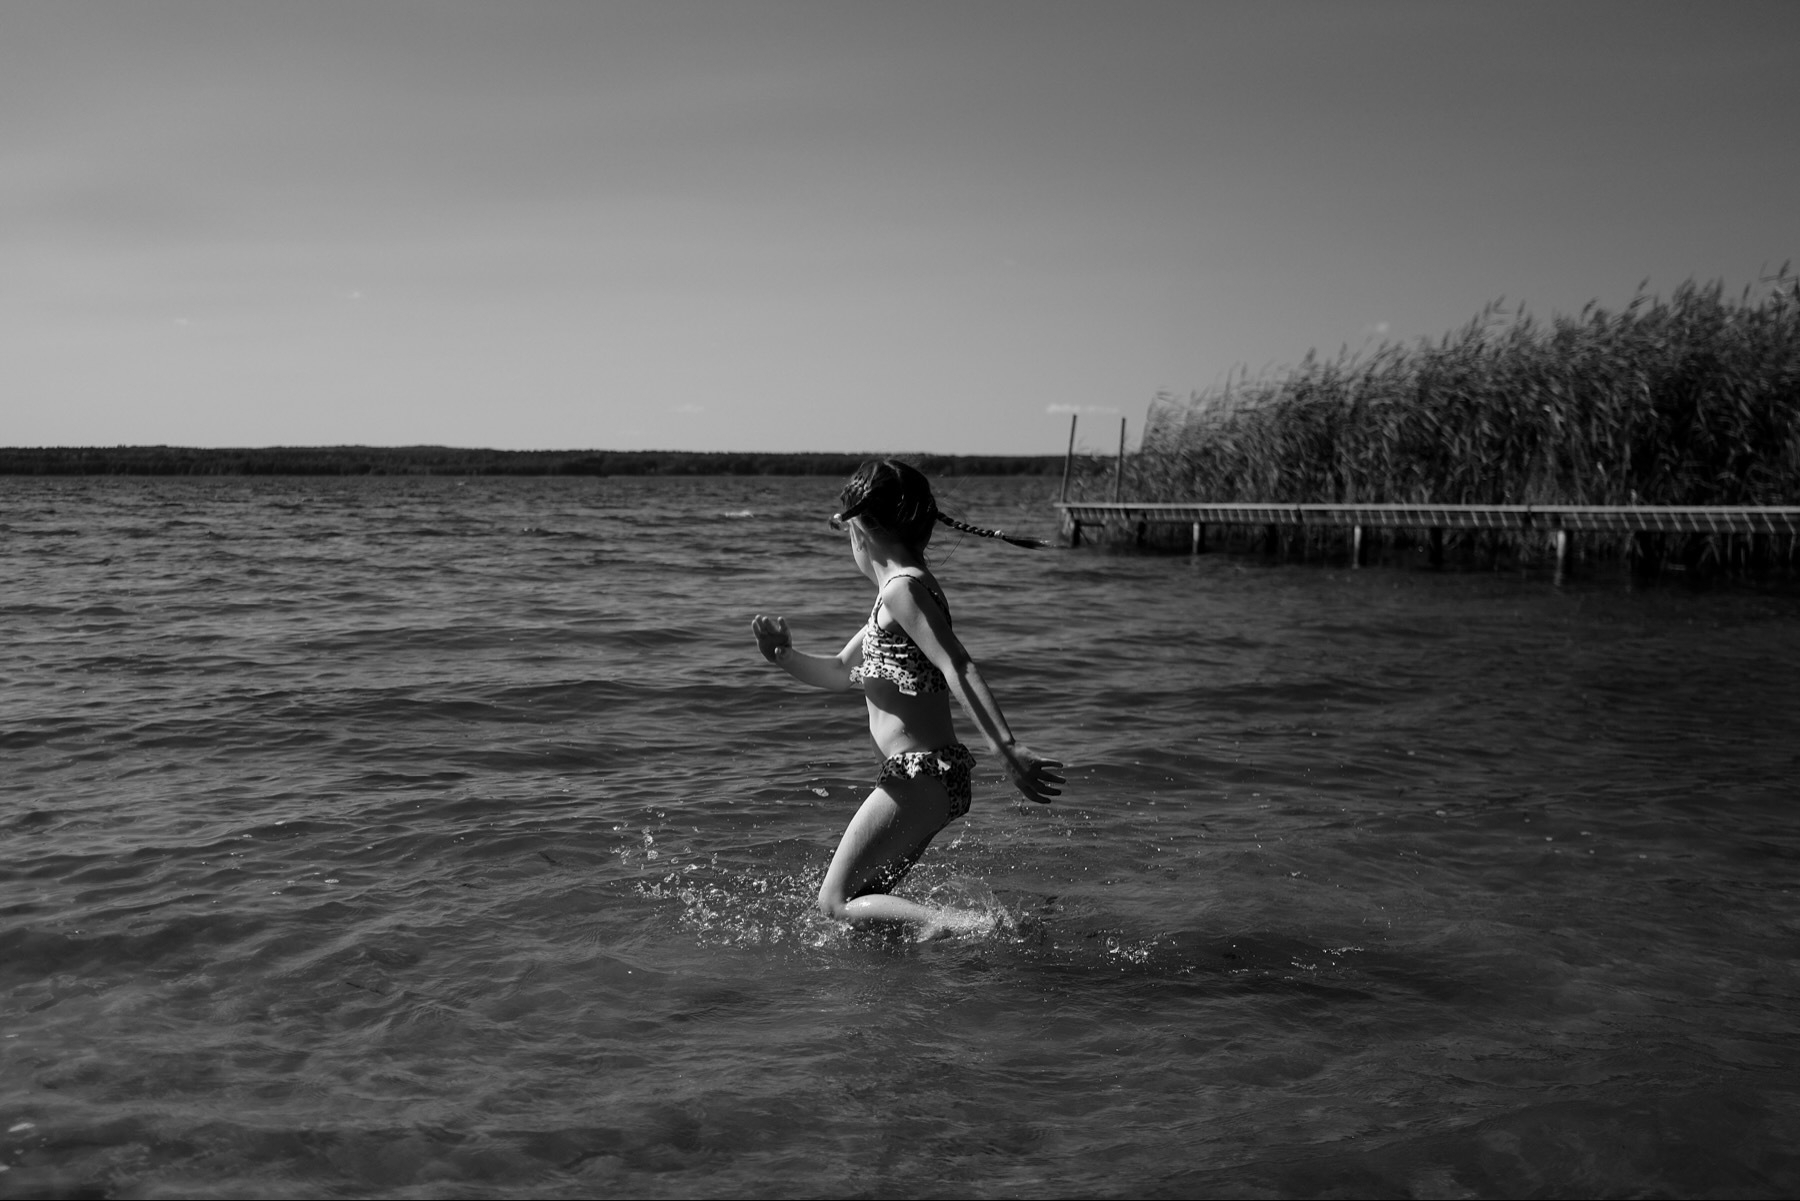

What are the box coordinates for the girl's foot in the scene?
[915,906,992,941]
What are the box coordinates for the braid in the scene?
[839,458,1047,552]
[934,510,1049,549]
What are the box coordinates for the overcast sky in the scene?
[4,1,1795,454]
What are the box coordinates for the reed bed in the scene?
[1073,273,1800,570]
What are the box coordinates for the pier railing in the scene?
[1054,501,1800,576]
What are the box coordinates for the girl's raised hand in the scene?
[750,613,792,664]
[1001,743,1064,805]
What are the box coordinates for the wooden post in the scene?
[1553,528,1570,584]
[1352,525,1364,568]
[1111,416,1126,503]
[1069,520,1083,548]
[1191,522,1203,555]
[1059,413,1077,503]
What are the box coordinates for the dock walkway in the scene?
[1054,501,1800,574]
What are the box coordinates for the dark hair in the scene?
[836,459,1046,556]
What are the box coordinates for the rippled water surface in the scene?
[4,475,1798,1198]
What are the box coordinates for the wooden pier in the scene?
[1054,501,1800,579]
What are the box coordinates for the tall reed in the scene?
[1083,273,1800,514]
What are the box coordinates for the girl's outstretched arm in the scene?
[878,580,1065,804]
[949,661,1064,804]
[750,614,863,692]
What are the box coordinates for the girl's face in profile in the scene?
[846,519,875,581]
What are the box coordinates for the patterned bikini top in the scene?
[852,571,951,696]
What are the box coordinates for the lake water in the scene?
[3,474,1797,1198]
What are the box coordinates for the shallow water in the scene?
[3,474,1797,1198]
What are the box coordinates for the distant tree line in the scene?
[0,446,1064,477]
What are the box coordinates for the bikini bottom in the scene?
[875,742,975,823]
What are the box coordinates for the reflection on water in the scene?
[2,475,1797,1197]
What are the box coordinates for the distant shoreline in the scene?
[0,447,1065,477]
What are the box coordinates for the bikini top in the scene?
[851,571,951,696]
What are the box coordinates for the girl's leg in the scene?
[818,776,969,930]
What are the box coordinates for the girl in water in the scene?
[750,460,1064,934]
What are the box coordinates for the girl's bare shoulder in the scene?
[879,570,950,619]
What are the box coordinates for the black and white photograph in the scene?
[4,2,1797,1196]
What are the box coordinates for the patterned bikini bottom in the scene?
[875,742,976,822]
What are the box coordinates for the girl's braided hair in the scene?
[835,460,1047,556]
